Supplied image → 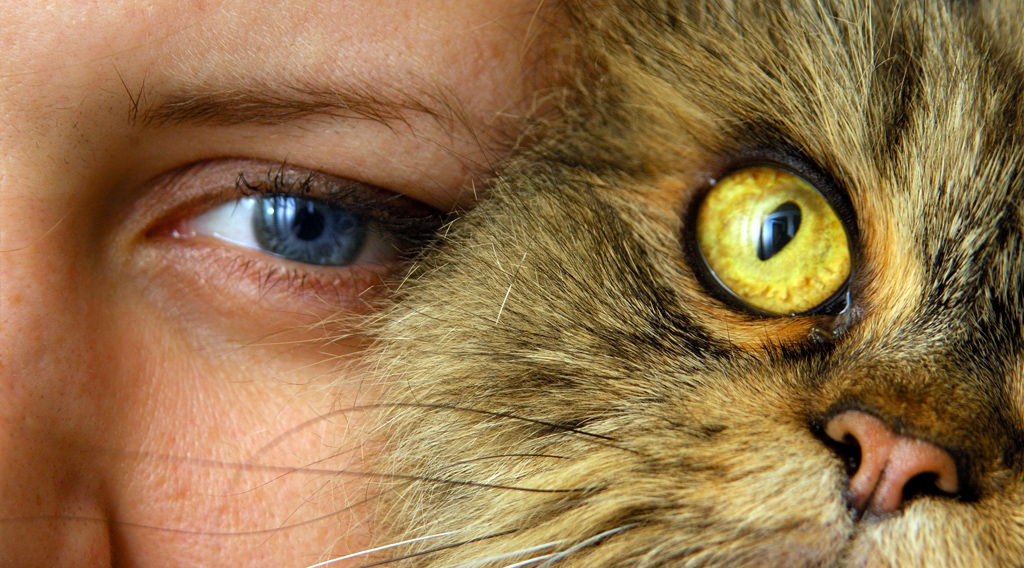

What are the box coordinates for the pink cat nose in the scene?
[824,410,959,515]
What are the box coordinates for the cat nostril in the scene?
[823,410,959,515]
[827,432,862,479]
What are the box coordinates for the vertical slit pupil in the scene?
[758,201,802,261]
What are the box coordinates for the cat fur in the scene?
[366,1,1024,566]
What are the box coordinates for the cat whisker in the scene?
[377,402,637,454]
[302,530,463,568]
[187,456,583,493]
[442,539,568,568]
[107,420,583,496]
[378,472,586,494]
[498,525,636,568]
[496,252,528,324]
[501,554,558,568]
[448,453,570,466]
[354,528,522,568]
[536,525,636,568]
[244,405,372,465]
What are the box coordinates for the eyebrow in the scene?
[135,79,463,130]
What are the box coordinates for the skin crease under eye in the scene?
[0,1,559,567]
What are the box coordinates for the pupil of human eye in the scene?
[253,195,367,266]
[292,201,326,241]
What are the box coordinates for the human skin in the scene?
[0,1,552,566]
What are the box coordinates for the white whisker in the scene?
[303,530,463,568]
[531,524,635,568]
[445,539,567,568]
[501,554,560,568]
[495,252,528,324]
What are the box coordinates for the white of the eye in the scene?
[188,196,397,265]
[190,197,262,250]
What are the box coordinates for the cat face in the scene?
[369,1,1024,565]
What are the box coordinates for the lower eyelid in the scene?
[142,238,397,330]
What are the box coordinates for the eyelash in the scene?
[150,161,445,310]
[232,167,444,249]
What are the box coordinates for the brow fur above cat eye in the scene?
[354,1,1024,566]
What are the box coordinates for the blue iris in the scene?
[253,195,367,266]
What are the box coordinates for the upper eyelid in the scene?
[225,164,447,250]
[231,163,413,210]
[234,166,363,198]
[233,166,438,223]
[139,160,447,253]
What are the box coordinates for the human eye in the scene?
[192,194,385,267]
[186,167,428,269]
[144,161,445,323]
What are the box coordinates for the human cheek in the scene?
[0,189,372,567]
[97,305,372,566]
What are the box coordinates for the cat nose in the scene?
[824,410,959,515]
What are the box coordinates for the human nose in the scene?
[0,183,122,566]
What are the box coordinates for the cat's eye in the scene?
[695,166,851,315]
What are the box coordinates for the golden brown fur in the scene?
[365,1,1024,565]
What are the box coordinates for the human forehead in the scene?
[1,0,532,77]
[0,0,544,209]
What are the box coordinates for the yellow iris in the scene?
[695,167,850,315]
